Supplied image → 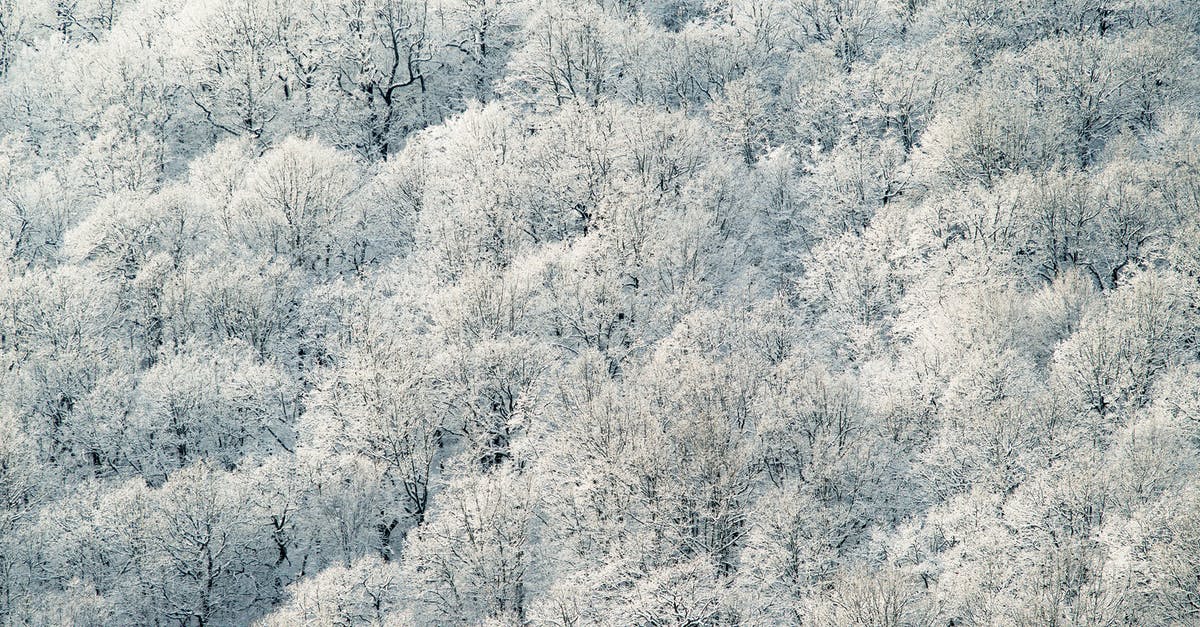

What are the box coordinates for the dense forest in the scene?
[1,0,1199,624]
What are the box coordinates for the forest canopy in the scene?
[1,0,1200,624]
